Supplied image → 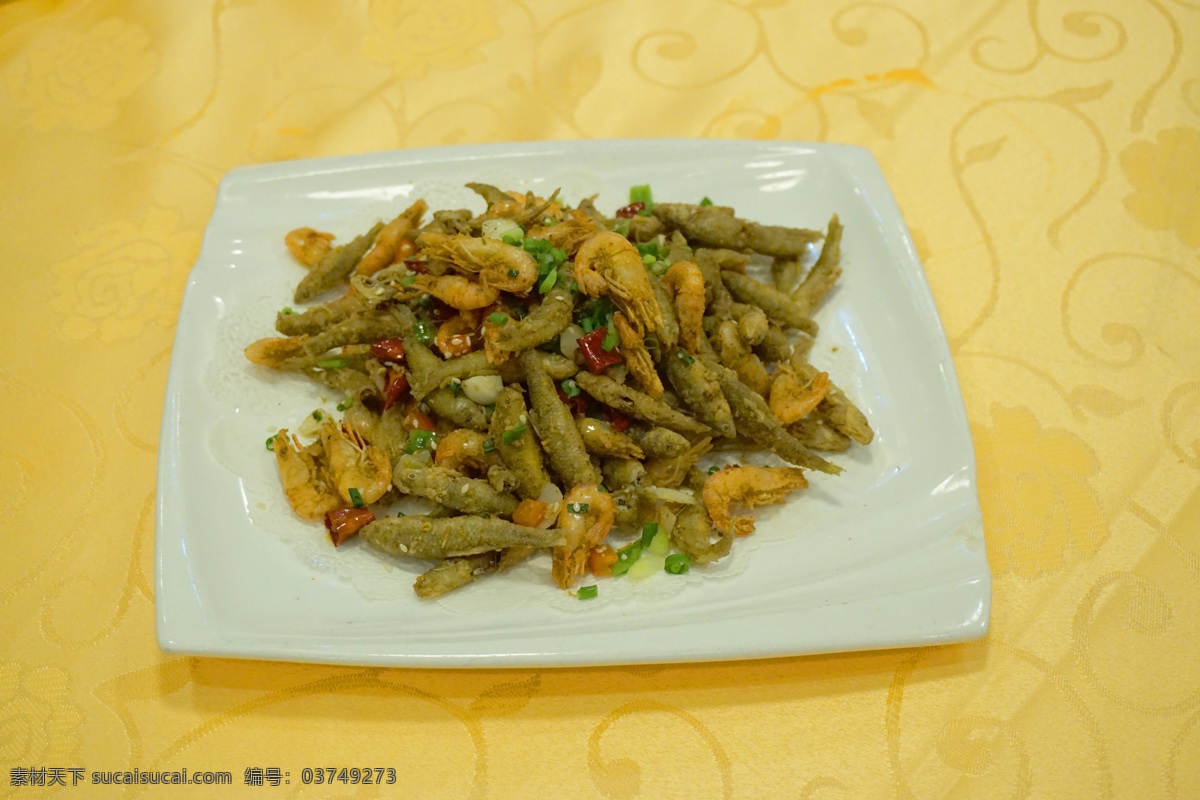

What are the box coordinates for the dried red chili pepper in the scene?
[576,327,622,375]
[370,337,406,364]
[607,409,631,432]
[324,507,375,546]
[615,202,645,219]
[383,369,410,411]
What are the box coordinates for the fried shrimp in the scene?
[319,420,392,506]
[552,485,616,589]
[613,311,664,398]
[413,274,500,310]
[416,233,539,293]
[434,429,500,475]
[769,364,831,425]
[574,231,663,335]
[271,431,341,520]
[285,227,335,267]
[703,465,808,536]
[661,260,705,353]
[354,199,427,277]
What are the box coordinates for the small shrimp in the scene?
[553,485,616,589]
[354,199,427,277]
[244,336,307,368]
[661,260,705,353]
[285,227,335,268]
[416,233,538,293]
[435,311,481,358]
[272,430,341,520]
[319,420,392,505]
[769,364,831,425]
[434,429,500,476]
[574,231,663,335]
[525,212,599,258]
[702,465,808,537]
[613,311,664,398]
[413,274,500,311]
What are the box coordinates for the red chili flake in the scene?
[556,385,590,418]
[404,259,430,274]
[370,337,406,364]
[383,369,410,410]
[615,202,645,219]
[324,507,376,546]
[576,327,623,375]
[607,409,631,432]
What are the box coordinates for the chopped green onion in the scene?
[522,238,552,254]
[614,221,630,237]
[401,274,417,286]
[644,336,660,352]
[413,320,435,344]
[483,403,495,418]
[488,312,509,325]
[265,434,277,451]
[449,378,463,396]
[597,485,608,493]
[312,410,324,421]
[280,307,294,315]
[551,247,568,264]
[610,542,642,577]
[317,358,349,370]
[640,522,659,548]
[395,511,405,517]
[630,184,653,207]
[539,267,558,294]
[577,585,598,600]
[567,502,590,514]
[664,553,691,574]
[699,196,714,207]
[348,487,364,508]
[337,397,355,411]
[502,422,526,444]
[637,208,653,217]
[501,232,523,246]
[405,429,436,454]
[642,253,656,266]
[561,378,581,398]
[708,465,721,475]
[676,349,695,366]
[482,438,496,453]
[601,328,619,352]
[650,260,669,276]
[507,268,519,277]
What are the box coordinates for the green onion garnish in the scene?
[614,221,630,237]
[401,274,417,286]
[482,438,496,453]
[501,232,523,246]
[610,542,642,577]
[630,184,653,207]
[348,487,364,508]
[597,485,608,493]
[699,196,713,207]
[280,307,294,315]
[413,320,435,344]
[502,422,526,444]
[488,312,509,325]
[337,397,354,411]
[577,585,598,600]
[507,268,519,278]
[483,403,495,418]
[396,511,405,517]
[676,349,695,366]
[449,379,462,396]
[539,267,558,294]
[708,465,721,475]
[561,379,580,398]
[405,429,436,454]
[312,410,324,421]
[602,328,619,352]
[664,553,691,574]
[317,358,349,370]
[265,434,277,451]
[642,253,656,266]
[567,502,590,514]
[640,522,659,548]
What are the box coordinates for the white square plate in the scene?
[156,140,990,667]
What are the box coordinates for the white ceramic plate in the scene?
[156,140,990,667]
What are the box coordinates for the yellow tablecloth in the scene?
[3,1,1198,797]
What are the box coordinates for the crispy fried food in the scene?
[703,465,808,536]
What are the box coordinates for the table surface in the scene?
[2,1,1198,797]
